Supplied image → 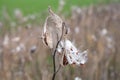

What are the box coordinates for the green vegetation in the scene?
[0,0,58,16]
[0,0,118,16]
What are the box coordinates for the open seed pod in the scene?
[41,7,63,49]
[41,7,88,67]
[57,39,88,66]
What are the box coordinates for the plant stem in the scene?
[52,64,61,80]
[52,40,61,80]
[52,22,66,80]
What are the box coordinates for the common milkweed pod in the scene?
[41,7,63,49]
[57,39,88,66]
[41,7,88,67]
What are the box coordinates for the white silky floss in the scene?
[57,39,88,66]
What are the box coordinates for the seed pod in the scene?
[41,7,63,49]
[58,39,88,66]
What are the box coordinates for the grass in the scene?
[0,0,58,16]
[0,0,119,32]
[0,2,120,80]
[0,0,118,17]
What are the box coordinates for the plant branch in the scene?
[52,22,66,80]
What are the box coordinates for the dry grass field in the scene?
[0,3,120,80]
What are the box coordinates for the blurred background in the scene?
[0,0,120,80]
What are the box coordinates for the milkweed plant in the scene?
[41,7,88,80]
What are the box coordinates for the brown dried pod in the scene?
[41,7,64,49]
